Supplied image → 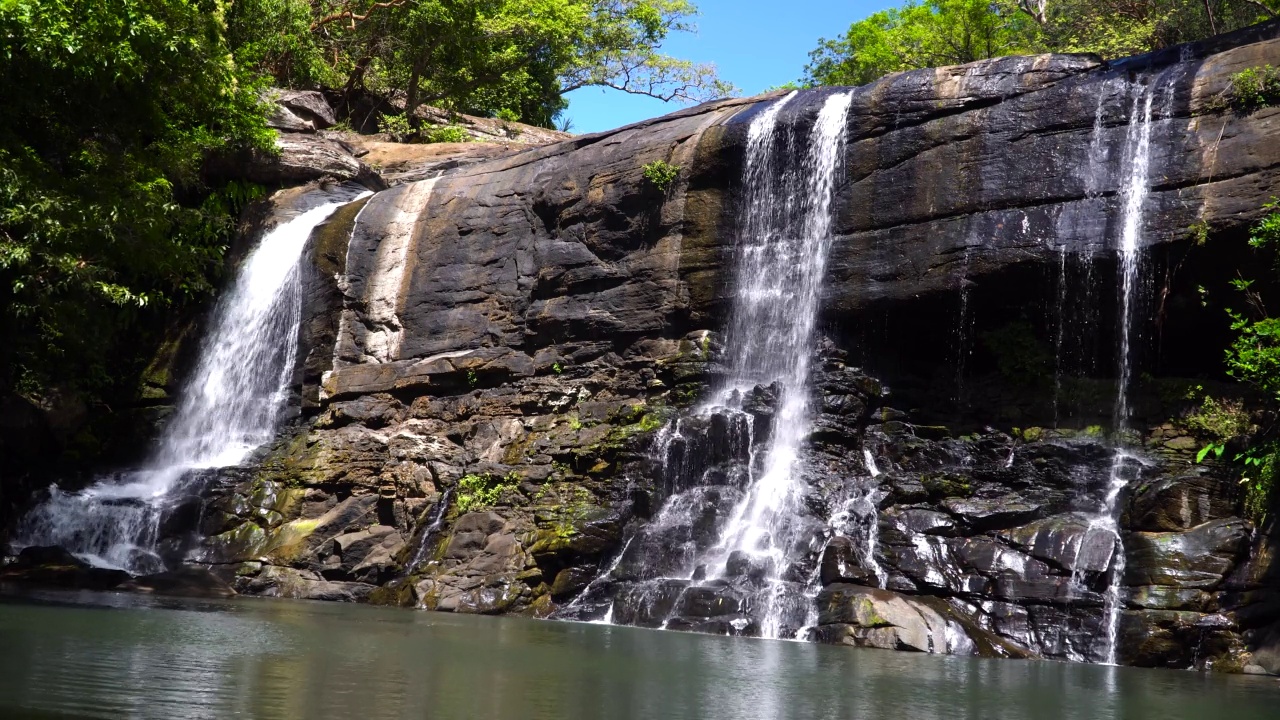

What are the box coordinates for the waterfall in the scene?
[1095,82,1156,665]
[13,195,367,574]
[703,90,853,637]
[566,91,855,637]
[407,487,453,571]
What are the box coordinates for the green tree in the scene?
[1212,201,1280,521]
[0,0,273,399]
[225,0,732,128]
[1020,0,1278,58]
[806,0,1280,87]
[806,0,1042,87]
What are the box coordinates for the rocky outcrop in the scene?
[12,22,1280,673]
[210,90,553,192]
[181,23,1280,671]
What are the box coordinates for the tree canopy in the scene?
[0,0,273,398]
[806,0,1280,87]
[226,0,733,127]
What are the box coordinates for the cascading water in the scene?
[566,90,855,638]
[13,195,367,573]
[702,90,854,637]
[1094,81,1157,665]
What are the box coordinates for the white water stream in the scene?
[14,196,366,573]
[1095,81,1157,665]
[695,90,853,637]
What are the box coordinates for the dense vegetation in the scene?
[0,0,724,436]
[227,0,731,129]
[806,0,1279,86]
[0,0,274,408]
[1213,201,1280,521]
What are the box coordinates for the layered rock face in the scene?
[21,23,1280,672]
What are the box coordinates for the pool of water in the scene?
[1,589,1277,719]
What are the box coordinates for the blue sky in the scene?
[563,1,895,134]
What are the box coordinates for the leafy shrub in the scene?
[454,472,519,513]
[981,320,1053,387]
[1208,201,1280,522]
[1184,396,1254,442]
[0,0,273,402]
[642,160,680,192]
[1216,66,1280,115]
[424,125,471,144]
[377,113,413,138]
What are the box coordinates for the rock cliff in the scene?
[11,22,1280,673]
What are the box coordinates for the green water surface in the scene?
[0,589,1277,719]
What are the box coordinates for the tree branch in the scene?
[310,0,408,31]
[1015,0,1049,24]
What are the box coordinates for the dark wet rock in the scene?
[1125,470,1237,532]
[665,614,757,636]
[942,496,1044,531]
[1118,609,1241,669]
[0,547,131,591]
[999,515,1115,576]
[122,567,236,599]
[884,507,957,536]
[242,565,373,602]
[1123,519,1251,589]
[724,551,771,583]
[814,584,1030,658]
[549,566,596,599]
[820,536,878,586]
[13,545,85,568]
[980,601,1105,662]
[672,583,751,618]
[611,579,689,627]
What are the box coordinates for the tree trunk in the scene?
[405,63,422,130]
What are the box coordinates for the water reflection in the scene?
[0,590,1276,719]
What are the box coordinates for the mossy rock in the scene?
[312,195,371,274]
[921,472,974,500]
[524,591,556,618]
[367,578,417,608]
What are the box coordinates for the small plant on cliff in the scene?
[534,483,594,538]
[455,472,519,513]
[1190,219,1211,246]
[466,368,478,387]
[642,160,680,192]
[1219,66,1280,115]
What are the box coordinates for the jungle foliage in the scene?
[805,0,1280,86]
[0,0,274,402]
[226,0,732,128]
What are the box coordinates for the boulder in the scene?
[1123,519,1251,589]
[814,584,1029,658]
[123,567,236,599]
[241,565,373,602]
